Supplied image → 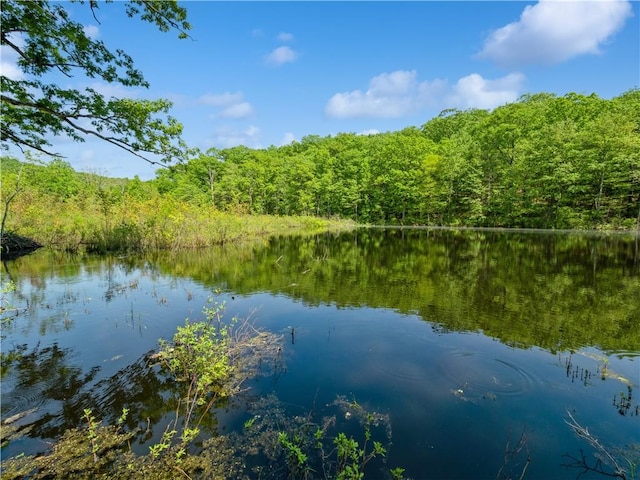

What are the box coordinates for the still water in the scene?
[1,228,639,479]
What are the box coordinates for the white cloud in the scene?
[358,129,381,136]
[0,33,24,80]
[266,46,297,66]
[280,132,296,145]
[477,0,633,67]
[278,32,294,42]
[83,24,100,39]
[164,92,191,108]
[199,92,244,107]
[325,70,525,118]
[447,73,525,109]
[198,92,254,119]
[86,81,141,99]
[325,70,445,118]
[0,56,24,80]
[80,149,95,161]
[211,125,262,148]
[218,102,254,119]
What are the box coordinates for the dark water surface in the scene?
[1,228,639,479]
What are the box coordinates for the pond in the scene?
[1,228,639,479]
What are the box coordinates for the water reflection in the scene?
[143,228,640,352]
[1,228,638,478]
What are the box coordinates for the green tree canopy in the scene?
[0,0,190,165]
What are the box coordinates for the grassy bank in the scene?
[3,193,356,255]
[0,157,357,255]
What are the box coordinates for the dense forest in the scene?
[155,89,640,229]
[2,89,639,243]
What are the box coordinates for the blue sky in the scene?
[2,1,639,179]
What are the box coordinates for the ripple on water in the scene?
[1,385,50,421]
[365,339,438,385]
[437,351,542,399]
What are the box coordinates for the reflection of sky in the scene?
[2,255,638,479]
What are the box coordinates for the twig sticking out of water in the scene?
[495,428,530,480]
[563,410,631,479]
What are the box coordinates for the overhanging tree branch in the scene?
[0,0,192,165]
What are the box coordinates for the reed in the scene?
[4,192,355,254]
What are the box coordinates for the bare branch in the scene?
[496,428,531,480]
[564,410,629,479]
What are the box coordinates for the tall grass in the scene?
[4,193,355,254]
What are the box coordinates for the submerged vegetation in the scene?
[1,300,404,479]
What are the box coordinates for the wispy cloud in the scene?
[477,0,633,68]
[277,32,294,42]
[266,46,298,66]
[279,132,296,146]
[83,24,100,39]
[325,70,525,118]
[210,125,262,148]
[218,102,254,119]
[198,92,254,120]
[86,81,141,99]
[199,92,244,107]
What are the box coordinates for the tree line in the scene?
[2,1,639,232]
[2,89,639,232]
[156,89,640,230]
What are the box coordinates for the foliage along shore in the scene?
[0,154,356,256]
[1,89,639,257]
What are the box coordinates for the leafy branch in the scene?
[1,0,191,165]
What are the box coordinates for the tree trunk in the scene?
[1,165,24,240]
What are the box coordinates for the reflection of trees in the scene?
[0,343,227,455]
[5,229,638,352]
[1,343,100,442]
[1,253,160,336]
[151,229,640,352]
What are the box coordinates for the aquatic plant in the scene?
[260,395,401,480]
[0,299,283,478]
